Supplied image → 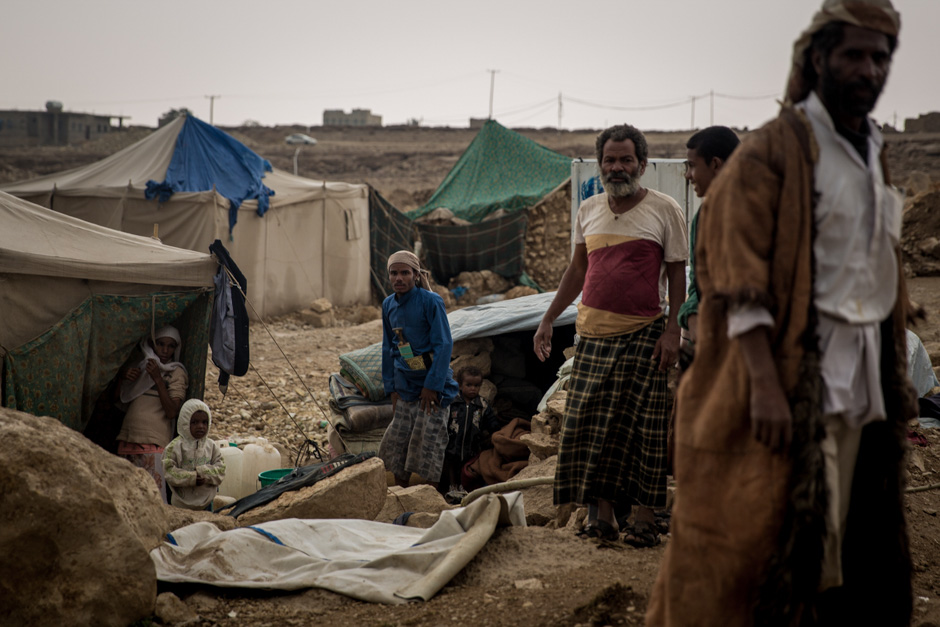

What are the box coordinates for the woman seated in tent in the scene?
[115,326,188,503]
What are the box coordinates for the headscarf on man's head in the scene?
[785,0,900,104]
[387,250,430,289]
[119,325,187,403]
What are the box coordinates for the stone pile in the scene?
[447,270,513,306]
[901,185,940,276]
[299,298,335,328]
[451,337,494,379]
[524,181,572,291]
[524,390,564,464]
[503,285,539,300]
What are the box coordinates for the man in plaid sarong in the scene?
[534,124,687,545]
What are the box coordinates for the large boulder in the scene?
[236,456,387,526]
[374,484,453,523]
[0,409,165,626]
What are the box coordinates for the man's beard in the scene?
[819,61,884,118]
[601,171,641,198]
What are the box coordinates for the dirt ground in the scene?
[4,124,940,625]
[162,275,940,627]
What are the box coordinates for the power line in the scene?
[712,91,779,101]
[411,96,558,126]
[494,97,557,117]
[565,95,693,112]
[500,101,557,124]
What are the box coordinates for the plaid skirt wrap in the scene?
[379,399,449,482]
[554,319,670,509]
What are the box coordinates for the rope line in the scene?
[218,265,348,452]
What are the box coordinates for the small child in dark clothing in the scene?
[441,366,500,503]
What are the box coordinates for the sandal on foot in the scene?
[576,521,601,538]
[653,510,671,535]
[581,519,620,542]
[623,522,661,548]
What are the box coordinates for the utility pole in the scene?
[487,69,499,119]
[557,92,563,132]
[690,95,695,130]
[710,90,714,126]
[205,95,221,125]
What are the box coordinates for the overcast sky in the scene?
[2,0,936,132]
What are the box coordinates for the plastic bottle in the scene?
[243,438,282,493]
[217,442,245,499]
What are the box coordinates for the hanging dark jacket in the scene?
[209,240,249,393]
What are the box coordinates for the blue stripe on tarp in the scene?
[166,533,178,546]
[247,526,285,546]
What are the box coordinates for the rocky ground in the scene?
[3,124,940,625]
[159,275,937,627]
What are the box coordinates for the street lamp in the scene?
[285,133,317,175]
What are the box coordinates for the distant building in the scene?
[0,101,120,147]
[904,112,940,133]
[322,108,382,127]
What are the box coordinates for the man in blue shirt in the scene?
[378,250,458,489]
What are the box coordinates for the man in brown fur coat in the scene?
[647,1,916,625]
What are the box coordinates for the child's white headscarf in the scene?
[119,326,187,403]
[176,398,212,458]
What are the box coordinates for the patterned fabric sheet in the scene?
[3,290,211,432]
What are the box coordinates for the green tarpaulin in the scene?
[409,120,571,223]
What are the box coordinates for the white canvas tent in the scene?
[0,116,370,318]
[0,190,217,432]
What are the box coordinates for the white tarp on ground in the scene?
[151,493,525,604]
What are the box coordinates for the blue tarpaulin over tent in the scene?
[144,116,275,232]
